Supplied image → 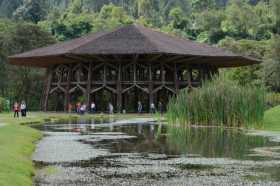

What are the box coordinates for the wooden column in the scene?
[174,63,179,94]
[117,63,122,113]
[65,65,71,112]
[187,66,192,90]
[42,66,53,111]
[86,62,92,111]
[148,64,153,112]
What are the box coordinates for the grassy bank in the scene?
[263,105,280,132]
[0,113,45,186]
[0,112,152,186]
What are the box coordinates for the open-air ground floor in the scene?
[0,108,280,186]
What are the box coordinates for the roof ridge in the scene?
[67,29,117,54]
[133,24,162,53]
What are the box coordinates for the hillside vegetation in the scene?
[0,0,279,110]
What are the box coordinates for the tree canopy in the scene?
[0,0,279,110]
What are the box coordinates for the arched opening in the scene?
[48,89,65,111]
[91,89,116,112]
[154,88,175,112]
[70,88,85,107]
[122,87,149,113]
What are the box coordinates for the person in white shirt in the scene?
[80,104,87,115]
[20,101,27,117]
[108,103,114,114]
[150,103,155,114]
[91,102,96,113]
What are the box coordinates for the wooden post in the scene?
[187,66,192,90]
[65,65,71,112]
[117,63,122,113]
[148,64,153,113]
[86,62,92,111]
[42,66,53,111]
[174,63,179,94]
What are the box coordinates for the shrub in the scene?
[166,75,266,128]
[266,92,280,109]
[0,97,10,112]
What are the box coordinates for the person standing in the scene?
[158,101,163,114]
[76,102,81,114]
[68,103,73,113]
[91,102,96,114]
[150,103,155,114]
[13,102,19,118]
[20,101,27,117]
[137,101,142,114]
[108,103,114,114]
[80,103,86,115]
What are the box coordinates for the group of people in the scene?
[68,102,114,114]
[13,101,27,118]
[138,101,164,114]
[67,101,164,114]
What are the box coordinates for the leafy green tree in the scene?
[264,35,280,92]
[13,0,48,23]
[271,0,280,34]
[191,0,217,11]
[0,21,56,109]
[195,9,225,43]
[219,37,268,86]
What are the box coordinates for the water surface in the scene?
[32,118,280,186]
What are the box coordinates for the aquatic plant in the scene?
[166,75,266,128]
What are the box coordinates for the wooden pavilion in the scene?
[9,24,260,112]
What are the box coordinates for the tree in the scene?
[13,0,48,23]
[271,0,280,34]
[191,0,217,11]
[219,37,268,86]
[0,21,56,109]
[264,35,280,92]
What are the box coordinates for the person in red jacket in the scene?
[13,102,20,118]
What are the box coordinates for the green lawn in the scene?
[263,105,280,132]
[0,112,153,186]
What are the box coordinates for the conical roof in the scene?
[9,24,260,68]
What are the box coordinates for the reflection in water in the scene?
[164,126,277,159]
[32,118,280,161]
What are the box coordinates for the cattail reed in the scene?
[166,75,265,128]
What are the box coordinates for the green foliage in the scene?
[0,20,56,110]
[166,75,266,128]
[263,105,280,131]
[0,0,280,111]
[13,0,48,23]
[219,37,268,86]
[0,97,9,112]
[264,35,280,91]
[266,92,280,109]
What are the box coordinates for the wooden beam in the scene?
[117,63,122,113]
[86,62,92,110]
[149,54,162,63]
[148,63,154,112]
[65,65,71,111]
[42,66,53,111]
[174,63,179,94]
[161,55,185,63]
[176,56,202,64]
[64,54,88,63]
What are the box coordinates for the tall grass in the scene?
[166,75,266,128]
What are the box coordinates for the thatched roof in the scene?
[8,24,260,68]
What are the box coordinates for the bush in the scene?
[0,97,10,112]
[166,75,266,128]
[266,92,280,109]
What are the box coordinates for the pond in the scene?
[32,117,280,186]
